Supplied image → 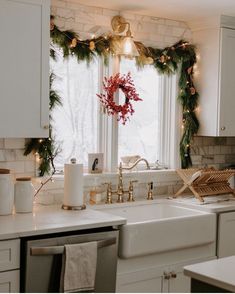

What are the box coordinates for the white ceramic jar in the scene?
[0,169,14,215]
[15,177,34,213]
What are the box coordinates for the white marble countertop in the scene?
[0,204,126,240]
[166,195,235,213]
[184,256,235,292]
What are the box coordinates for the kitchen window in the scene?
[51,53,180,171]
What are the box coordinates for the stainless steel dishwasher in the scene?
[21,228,119,293]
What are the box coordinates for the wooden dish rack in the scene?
[175,168,235,202]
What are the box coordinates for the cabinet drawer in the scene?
[0,240,20,272]
[0,270,19,293]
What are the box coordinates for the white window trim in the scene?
[99,57,181,172]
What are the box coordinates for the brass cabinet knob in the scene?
[163,272,171,280]
[170,271,177,278]
[43,125,49,130]
[220,126,226,131]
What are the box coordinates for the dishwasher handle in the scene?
[30,237,116,256]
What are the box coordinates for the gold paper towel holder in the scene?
[62,158,86,211]
[62,204,86,210]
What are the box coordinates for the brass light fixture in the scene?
[111,15,139,57]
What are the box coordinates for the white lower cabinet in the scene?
[0,270,19,293]
[117,264,190,293]
[0,239,20,293]
[116,266,163,293]
[117,257,215,293]
[166,269,191,293]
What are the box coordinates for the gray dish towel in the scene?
[60,241,97,293]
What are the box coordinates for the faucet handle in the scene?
[102,182,113,204]
[127,180,138,202]
[147,181,154,200]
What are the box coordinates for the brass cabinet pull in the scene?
[163,272,171,280]
[170,271,177,278]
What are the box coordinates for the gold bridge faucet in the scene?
[105,158,150,203]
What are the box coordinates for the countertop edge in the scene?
[184,267,235,292]
[0,218,126,241]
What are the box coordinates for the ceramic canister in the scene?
[0,169,14,215]
[14,177,34,213]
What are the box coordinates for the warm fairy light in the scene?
[195,106,200,113]
[181,124,185,129]
[196,54,201,61]
[186,144,190,147]
[91,34,96,39]
[39,139,43,143]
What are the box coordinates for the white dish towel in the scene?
[60,241,97,293]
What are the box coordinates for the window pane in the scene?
[118,58,162,164]
[50,52,99,167]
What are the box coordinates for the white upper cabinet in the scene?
[0,0,50,138]
[192,16,235,136]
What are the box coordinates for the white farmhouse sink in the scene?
[101,202,216,259]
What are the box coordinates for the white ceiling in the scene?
[75,0,235,22]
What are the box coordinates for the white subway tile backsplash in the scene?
[0,150,5,162]
[24,161,35,173]
[0,139,4,149]
[6,161,25,174]
[4,139,25,149]
[4,150,16,161]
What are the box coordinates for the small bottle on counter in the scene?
[15,177,34,213]
[89,178,104,204]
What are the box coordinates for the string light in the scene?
[39,139,43,143]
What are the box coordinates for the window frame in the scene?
[98,56,181,172]
[51,53,180,171]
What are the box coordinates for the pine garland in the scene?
[25,15,199,173]
[24,74,62,176]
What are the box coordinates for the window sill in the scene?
[51,168,180,187]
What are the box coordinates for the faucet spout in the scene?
[122,158,150,171]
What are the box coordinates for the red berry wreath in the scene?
[97,72,142,124]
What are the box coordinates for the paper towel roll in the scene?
[63,163,84,207]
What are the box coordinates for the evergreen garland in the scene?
[25,15,199,174]
[24,74,62,176]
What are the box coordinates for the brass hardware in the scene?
[127,180,138,202]
[104,159,149,204]
[103,182,113,204]
[122,158,150,171]
[170,271,177,279]
[147,181,154,200]
[111,15,127,34]
[221,126,226,131]
[163,272,171,280]
[43,125,49,130]
[61,204,86,210]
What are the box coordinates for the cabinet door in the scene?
[217,212,235,258]
[219,28,235,136]
[0,0,50,138]
[116,269,163,293]
[0,270,20,293]
[168,271,190,293]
